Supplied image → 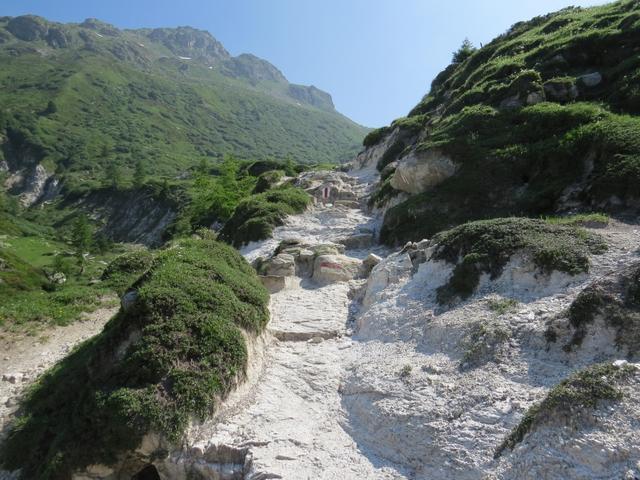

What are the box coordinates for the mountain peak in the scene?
[143,26,230,63]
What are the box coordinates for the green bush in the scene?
[220,186,311,247]
[101,248,154,295]
[363,126,390,147]
[252,170,284,194]
[0,237,269,479]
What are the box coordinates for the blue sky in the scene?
[3,0,607,127]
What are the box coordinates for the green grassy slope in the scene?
[0,16,367,189]
[365,0,640,245]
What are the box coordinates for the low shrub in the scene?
[495,362,636,457]
[431,218,606,304]
[362,126,390,148]
[220,186,311,247]
[252,170,284,194]
[101,248,155,295]
[0,238,269,479]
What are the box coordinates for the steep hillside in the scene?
[0,15,367,200]
[355,0,640,245]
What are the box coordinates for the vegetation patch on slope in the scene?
[565,261,640,354]
[495,362,636,457]
[0,237,269,479]
[372,0,640,245]
[431,217,606,304]
[380,102,640,244]
[0,16,367,188]
[100,247,154,295]
[220,186,311,247]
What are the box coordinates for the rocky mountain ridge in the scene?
[2,15,336,111]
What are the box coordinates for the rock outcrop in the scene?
[389,148,458,194]
[64,187,178,246]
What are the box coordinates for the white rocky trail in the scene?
[183,169,640,480]
[186,171,405,479]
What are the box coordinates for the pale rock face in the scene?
[264,253,296,277]
[312,254,362,284]
[352,127,401,171]
[295,170,360,205]
[339,232,374,250]
[361,252,382,277]
[476,253,586,302]
[390,149,458,194]
[259,274,293,293]
[361,252,414,309]
[5,164,59,207]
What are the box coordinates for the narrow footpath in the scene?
[187,172,404,479]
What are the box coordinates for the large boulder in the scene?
[263,253,296,277]
[543,78,579,102]
[312,254,361,284]
[259,274,293,293]
[390,149,458,194]
[362,252,414,308]
[578,71,602,88]
[339,232,374,250]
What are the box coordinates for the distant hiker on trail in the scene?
[321,185,331,205]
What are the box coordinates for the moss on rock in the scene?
[430,217,606,304]
[566,261,640,354]
[0,237,269,479]
[495,362,636,457]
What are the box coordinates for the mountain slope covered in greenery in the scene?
[359,0,640,245]
[0,15,367,191]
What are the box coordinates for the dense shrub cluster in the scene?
[220,186,311,247]
[0,238,269,479]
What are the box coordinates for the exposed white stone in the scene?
[579,71,602,87]
[264,253,296,277]
[312,254,362,284]
[390,149,458,194]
